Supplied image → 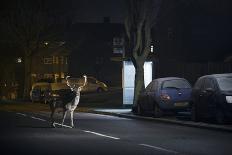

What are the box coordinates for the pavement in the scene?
[85,108,232,133]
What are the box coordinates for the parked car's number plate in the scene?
[174,102,189,107]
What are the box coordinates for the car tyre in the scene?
[97,87,104,93]
[215,109,225,124]
[137,104,144,116]
[191,103,200,122]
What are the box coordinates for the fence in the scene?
[154,60,232,85]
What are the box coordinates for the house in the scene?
[31,41,70,84]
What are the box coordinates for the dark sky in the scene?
[75,0,125,23]
[1,0,125,23]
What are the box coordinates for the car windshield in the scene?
[216,77,232,91]
[162,79,191,89]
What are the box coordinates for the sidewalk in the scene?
[85,108,232,132]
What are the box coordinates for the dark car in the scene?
[191,73,232,124]
[137,77,192,117]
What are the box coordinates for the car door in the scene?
[199,78,216,117]
[192,78,205,115]
[146,81,157,110]
[86,78,98,92]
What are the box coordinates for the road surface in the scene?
[0,110,232,155]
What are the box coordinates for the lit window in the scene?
[65,57,68,64]
[151,45,154,53]
[44,57,53,64]
[53,56,59,64]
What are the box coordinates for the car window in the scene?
[40,85,50,91]
[203,78,216,90]
[194,78,204,90]
[216,77,232,91]
[162,79,191,89]
[88,78,96,84]
[33,86,40,90]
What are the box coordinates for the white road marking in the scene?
[83,130,120,140]
[30,116,46,122]
[53,122,73,128]
[16,113,27,117]
[139,144,179,154]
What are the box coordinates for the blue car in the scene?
[137,77,192,117]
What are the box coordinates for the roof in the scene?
[200,73,232,79]
[154,77,187,82]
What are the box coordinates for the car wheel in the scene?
[191,103,200,122]
[215,110,225,124]
[153,103,162,118]
[97,88,104,93]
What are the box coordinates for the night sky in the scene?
[0,0,232,61]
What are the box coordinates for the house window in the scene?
[60,56,64,64]
[44,57,53,64]
[65,57,68,65]
[53,56,59,64]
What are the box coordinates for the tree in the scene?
[2,1,53,99]
[2,0,76,99]
[124,0,161,111]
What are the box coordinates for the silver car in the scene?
[67,76,108,93]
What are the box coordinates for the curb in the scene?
[85,109,232,133]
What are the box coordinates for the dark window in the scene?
[203,78,216,90]
[216,77,232,91]
[88,78,96,84]
[194,78,204,90]
[162,79,191,89]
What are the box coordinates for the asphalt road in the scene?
[0,110,232,155]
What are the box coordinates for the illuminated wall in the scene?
[122,61,153,105]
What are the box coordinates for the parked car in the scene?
[67,76,108,93]
[44,83,73,104]
[30,82,70,104]
[30,82,50,103]
[137,77,192,117]
[191,73,232,124]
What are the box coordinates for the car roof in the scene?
[32,82,50,88]
[50,83,70,90]
[199,73,232,79]
[154,77,187,82]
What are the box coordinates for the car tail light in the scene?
[160,94,171,100]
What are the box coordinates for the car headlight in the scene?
[226,96,232,103]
